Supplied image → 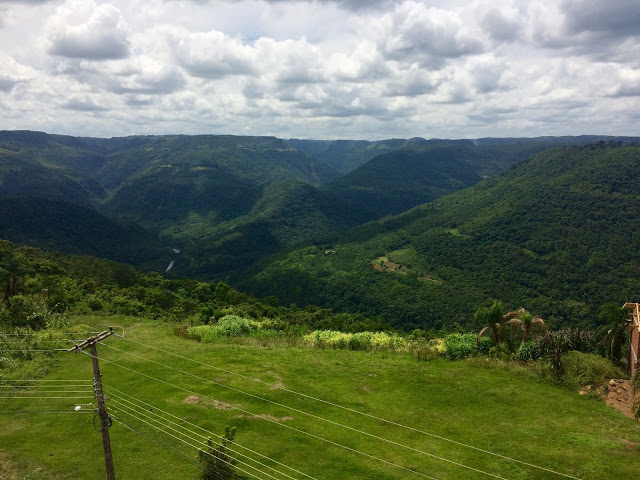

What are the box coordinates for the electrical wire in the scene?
[0,390,94,393]
[0,379,92,382]
[0,385,93,388]
[107,386,318,480]
[109,402,273,480]
[114,334,582,480]
[82,350,439,480]
[0,349,68,352]
[109,399,295,480]
[107,392,312,480]
[0,396,96,399]
[99,342,499,479]
[0,332,91,336]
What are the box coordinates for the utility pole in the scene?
[69,328,116,480]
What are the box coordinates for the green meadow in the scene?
[1,316,639,480]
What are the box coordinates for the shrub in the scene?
[560,351,624,391]
[517,341,540,362]
[3,295,52,330]
[189,315,260,343]
[442,333,479,359]
[302,330,407,352]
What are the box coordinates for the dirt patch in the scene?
[604,379,636,420]
[237,414,293,422]
[0,452,18,480]
[183,395,234,410]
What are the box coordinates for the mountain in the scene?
[0,131,344,263]
[182,179,371,278]
[240,143,640,330]
[328,140,483,219]
[327,136,640,221]
[0,131,107,205]
[0,197,167,269]
[287,138,411,173]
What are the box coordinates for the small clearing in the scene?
[183,395,234,410]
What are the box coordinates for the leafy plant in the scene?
[198,427,237,480]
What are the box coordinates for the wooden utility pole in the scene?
[69,328,116,480]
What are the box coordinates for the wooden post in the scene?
[69,328,115,480]
[90,342,116,480]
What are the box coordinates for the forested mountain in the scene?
[287,138,412,173]
[240,144,640,330]
[326,136,640,221]
[180,179,371,278]
[3,129,640,319]
[0,197,167,270]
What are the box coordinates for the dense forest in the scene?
[242,143,640,330]
[1,131,640,331]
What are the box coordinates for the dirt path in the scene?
[605,379,636,419]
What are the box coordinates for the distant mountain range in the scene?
[1,130,639,329]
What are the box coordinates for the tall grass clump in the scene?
[303,330,407,352]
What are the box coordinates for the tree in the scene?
[503,309,546,342]
[475,300,504,344]
[199,427,237,480]
[599,303,628,365]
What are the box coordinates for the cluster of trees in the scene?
[0,239,389,334]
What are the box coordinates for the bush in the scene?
[560,351,624,391]
[2,295,52,330]
[442,333,479,359]
[302,330,407,352]
[189,315,260,343]
[517,341,540,362]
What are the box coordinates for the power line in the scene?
[108,392,311,480]
[110,399,294,480]
[109,402,273,480]
[0,385,93,388]
[82,350,440,480]
[0,379,92,382]
[0,410,94,415]
[0,396,96,399]
[107,386,318,480]
[0,349,68,352]
[99,342,500,479]
[0,390,94,393]
[114,334,582,480]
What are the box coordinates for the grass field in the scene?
[1,316,639,479]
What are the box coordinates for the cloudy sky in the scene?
[1,0,639,140]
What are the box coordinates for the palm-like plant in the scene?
[476,300,504,344]
[599,303,628,365]
[504,310,547,342]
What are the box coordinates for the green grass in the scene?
[1,316,639,479]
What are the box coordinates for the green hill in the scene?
[241,143,640,330]
[328,141,483,219]
[181,179,371,278]
[0,197,167,270]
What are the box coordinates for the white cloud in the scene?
[0,0,637,139]
[47,1,131,60]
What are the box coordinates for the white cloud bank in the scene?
[0,0,638,139]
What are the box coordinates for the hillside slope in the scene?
[183,179,370,278]
[242,144,640,329]
[0,197,167,269]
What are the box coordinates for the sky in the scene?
[0,0,639,140]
